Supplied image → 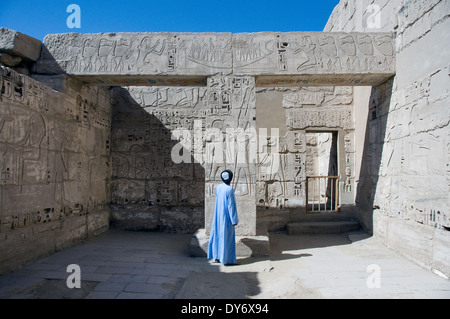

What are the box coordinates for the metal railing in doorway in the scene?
[306,176,339,212]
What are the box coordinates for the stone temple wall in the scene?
[257,86,355,234]
[255,86,356,232]
[2,2,448,276]
[108,79,358,236]
[30,30,395,239]
[108,76,260,236]
[109,85,206,233]
[0,67,111,274]
[325,0,450,276]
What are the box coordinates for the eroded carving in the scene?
[0,67,111,232]
[37,32,394,82]
[287,108,353,130]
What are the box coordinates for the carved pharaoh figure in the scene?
[294,36,317,72]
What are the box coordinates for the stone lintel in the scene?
[34,31,395,87]
[73,74,208,87]
[256,73,395,87]
[69,72,394,88]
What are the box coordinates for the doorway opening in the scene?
[305,131,339,212]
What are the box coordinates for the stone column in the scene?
[190,75,270,258]
[204,75,257,236]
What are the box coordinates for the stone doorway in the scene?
[305,131,339,212]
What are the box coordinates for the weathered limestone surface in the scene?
[34,32,395,86]
[109,85,206,233]
[0,67,111,275]
[109,74,358,238]
[204,75,257,236]
[326,0,450,277]
[254,85,357,232]
[27,29,395,241]
[35,32,233,77]
[1,0,447,281]
[4,7,448,279]
[0,27,42,63]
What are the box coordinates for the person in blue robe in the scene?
[207,170,239,265]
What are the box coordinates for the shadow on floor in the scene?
[267,230,370,262]
[0,230,264,299]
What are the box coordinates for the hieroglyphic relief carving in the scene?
[282,87,353,108]
[283,89,326,107]
[137,36,168,73]
[276,36,289,71]
[126,86,207,109]
[257,145,306,208]
[233,37,274,68]
[232,33,277,73]
[203,75,258,234]
[205,76,258,192]
[287,130,306,153]
[343,131,355,193]
[38,32,394,81]
[287,108,353,130]
[205,76,257,192]
[40,33,235,75]
[257,84,356,209]
[0,68,49,186]
[183,35,232,69]
[233,32,395,75]
[110,86,206,208]
[294,35,318,72]
[0,67,50,112]
[0,67,111,233]
[42,34,165,74]
[207,76,255,109]
[113,38,134,72]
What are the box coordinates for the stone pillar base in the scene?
[190,228,270,258]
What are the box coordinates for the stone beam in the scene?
[34,32,395,86]
[73,74,208,87]
[0,27,42,67]
[234,32,395,86]
[35,32,233,78]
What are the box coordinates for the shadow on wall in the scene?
[355,79,393,234]
[109,87,205,233]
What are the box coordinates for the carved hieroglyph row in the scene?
[38,33,232,75]
[233,32,394,75]
[205,76,257,186]
[37,32,395,77]
[283,87,353,108]
[202,75,258,235]
[287,108,353,130]
[0,66,50,111]
[125,86,208,110]
[0,66,111,130]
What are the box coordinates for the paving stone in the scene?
[0,230,448,299]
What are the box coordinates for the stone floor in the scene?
[0,229,449,299]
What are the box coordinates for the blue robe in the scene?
[207,183,239,265]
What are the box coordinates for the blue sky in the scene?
[1,0,340,40]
